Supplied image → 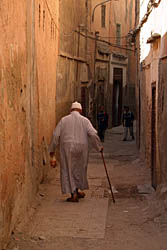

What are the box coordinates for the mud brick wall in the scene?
[0,1,58,248]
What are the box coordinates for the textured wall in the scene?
[110,0,136,112]
[91,0,136,124]
[56,0,88,122]
[158,54,167,183]
[137,0,167,187]
[0,0,58,248]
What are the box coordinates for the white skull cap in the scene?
[71,101,82,110]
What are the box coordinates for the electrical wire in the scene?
[44,0,59,32]
[42,0,134,51]
[99,35,128,39]
[43,0,76,37]
[75,30,134,52]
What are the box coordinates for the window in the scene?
[116,24,121,45]
[101,5,106,28]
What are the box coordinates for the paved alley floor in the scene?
[6,126,167,250]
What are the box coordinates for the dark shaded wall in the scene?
[158,40,167,183]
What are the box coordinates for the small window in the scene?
[101,5,106,28]
[116,24,121,45]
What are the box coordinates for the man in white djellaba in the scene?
[49,101,103,202]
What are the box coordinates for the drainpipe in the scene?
[30,0,35,168]
[94,31,99,127]
[85,0,88,116]
[85,0,88,61]
[76,25,80,80]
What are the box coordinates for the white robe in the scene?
[49,111,102,194]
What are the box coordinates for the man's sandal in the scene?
[66,193,79,202]
[77,192,85,199]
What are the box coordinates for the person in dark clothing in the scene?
[97,106,109,142]
[122,106,135,141]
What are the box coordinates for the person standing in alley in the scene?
[97,106,109,142]
[49,101,103,202]
[122,105,135,141]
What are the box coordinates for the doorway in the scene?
[112,68,123,126]
[151,85,157,189]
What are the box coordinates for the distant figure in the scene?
[122,106,135,141]
[97,106,109,142]
[49,102,103,202]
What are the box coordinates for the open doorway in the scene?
[112,68,123,126]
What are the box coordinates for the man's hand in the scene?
[50,152,57,168]
[100,147,104,153]
[50,158,57,168]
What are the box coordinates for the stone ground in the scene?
[6,126,167,250]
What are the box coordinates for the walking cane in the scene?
[101,151,116,203]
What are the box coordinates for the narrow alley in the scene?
[1,1,167,249]
[6,126,167,250]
